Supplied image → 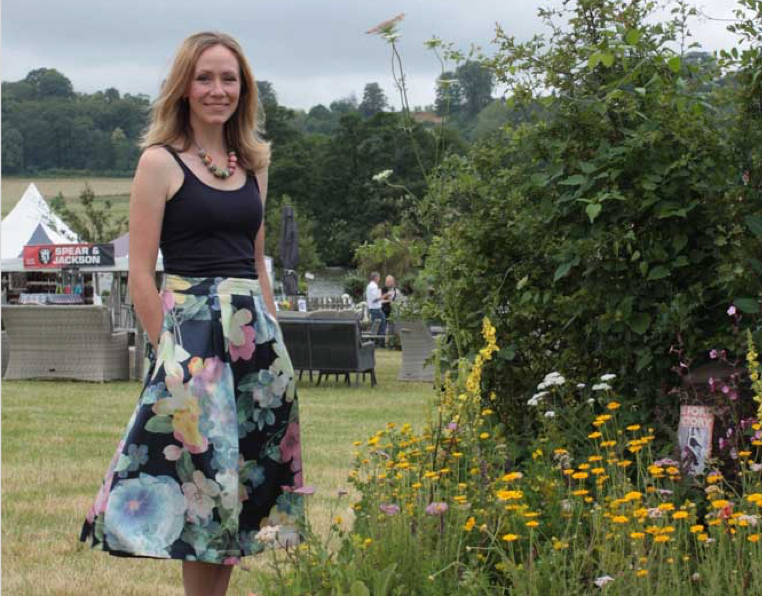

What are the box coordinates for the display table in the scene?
[19,293,85,305]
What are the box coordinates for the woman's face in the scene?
[186,44,242,128]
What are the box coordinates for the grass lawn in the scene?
[1,349,433,596]
[1,177,132,221]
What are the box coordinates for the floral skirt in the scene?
[79,274,303,565]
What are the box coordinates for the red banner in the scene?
[23,243,115,269]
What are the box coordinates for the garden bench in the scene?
[2,305,129,382]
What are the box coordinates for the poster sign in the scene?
[678,405,714,476]
[23,243,115,269]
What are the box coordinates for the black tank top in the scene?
[160,146,262,279]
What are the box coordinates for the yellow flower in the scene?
[502,472,523,482]
[617,460,632,468]
[654,535,670,543]
[690,524,704,533]
[572,472,589,480]
[697,533,709,542]
[479,432,490,440]
[630,532,645,539]
[552,539,569,550]
[525,521,539,528]
[626,424,641,431]
[612,516,629,524]
[607,402,621,410]
[496,490,524,501]
[592,467,606,475]
[748,534,761,543]
[672,511,689,520]
[463,517,476,532]
[624,491,643,501]
[637,569,649,577]
[711,500,730,509]
[601,440,617,448]
[502,534,519,542]
[658,503,675,511]
[588,431,602,439]
[572,489,589,496]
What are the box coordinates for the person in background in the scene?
[381,275,399,339]
[366,271,388,346]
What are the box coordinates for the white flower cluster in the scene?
[372,169,393,183]
[537,371,566,390]
[544,410,556,419]
[592,383,612,392]
[600,373,617,381]
[527,390,549,406]
[254,525,280,545]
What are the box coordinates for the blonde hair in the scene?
[140,31,270,172]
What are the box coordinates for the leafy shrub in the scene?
[344,272,366,302]
[417,0,762,439]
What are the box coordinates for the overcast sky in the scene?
[2,0,740,111]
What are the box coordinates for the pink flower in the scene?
[86,440,125,522]
[448,422,458,431]
[728,305,737,316]
[709,349,719,359]
[425,502,449,516]
[161,290,175,314]
[722,385,730,395]
[379,503,400,516]
[279,422,302,475]
[229,326,256,362]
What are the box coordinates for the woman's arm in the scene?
[128,147,172,348]
[254,167,277,318]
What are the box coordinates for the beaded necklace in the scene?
[194,140,237,179]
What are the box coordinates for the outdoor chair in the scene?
[278,317,376,386]
[2,305,129,382]
[397,319,437,382]
[1,331,8,378]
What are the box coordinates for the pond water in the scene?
[304,267,349,297]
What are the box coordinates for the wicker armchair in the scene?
[397,320,437,382]
[1,331,8,378]
[2,305,129,381]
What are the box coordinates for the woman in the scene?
[80,32,303,596]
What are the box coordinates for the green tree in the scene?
[50,183,127,242]
[435,71,462,116]
[455,60,494,117]
[24,68,74,99]
[2,128,24,173]
[359,82,388,118]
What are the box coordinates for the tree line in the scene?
[2,63,506,266]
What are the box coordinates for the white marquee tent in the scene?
[1,183,80,270]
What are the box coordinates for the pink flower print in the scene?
[161,290,175,314]
[86,440,125,523]
[229,308,256,362]
[182,470,220,523]
[279,422,302,477]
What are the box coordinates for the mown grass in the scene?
[1,349,432,596]
[1,177,132,218]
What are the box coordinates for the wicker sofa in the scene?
[2,305,129,381]
[277,311,376,386]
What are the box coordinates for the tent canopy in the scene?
[1,183,79,260]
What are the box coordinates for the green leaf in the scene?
[560,174,586,186]
[516,275,529,289]
[745,215,762,239]
[600,51,615,67]
[647,266,669,281]
[625,29,642,45]
[748,258,762,277]
[579,161,597,174]
[628,312,652,334]
[351,580,371,596]
[588,52,602,70]
[145,415,173,433]
[586,203,602,223]
[734,298,759,314]
[636,349,653,372]
[530,173,550,187]
[554,261,574,282]
[668,56,681,73]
